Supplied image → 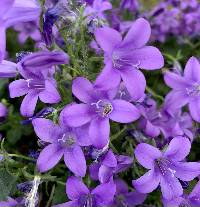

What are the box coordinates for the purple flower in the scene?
[53,176,116,207]
[17,50,69,74]
[94,18,164,101]
[32,116,91,176]
[163,181,200,207]
[0,0,41,57]
[84,0,112,22]
[120,0,140,12]
[62,77,140,149]
[137,98,161,137]
[112,178,146,207]
[14,20,41,44]
[132,136,200,200]
[164,57,200,122]
[89,150,133,183]
[9,68,61,117]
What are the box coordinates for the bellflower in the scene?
[32,116,91,177]
[112,178,146,207]
[14,20,41,44]
[132,136,200,200]
[90,150,133,183]
[137,98,161,137]
[94,18,164,101]
[163,181,200,207]
[164,57,200,122]
[0,0,41,57]
[84,0,112,22]
[53,176,116,207]
[62,77,140,149]
[17,50,69,74]
[9,66,61,117]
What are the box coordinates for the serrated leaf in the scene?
[0,169,17,201]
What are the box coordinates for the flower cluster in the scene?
[0,0,200,206]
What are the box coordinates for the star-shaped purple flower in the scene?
[62,77,140,149]
[32,115,91,177]
[164,56,200,122]
[94,18,164,101]
[9,50,69,117]
[163,181,200,207]
[53,176,116,207]
[132,136,200,200]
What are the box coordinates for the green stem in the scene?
[146,86,164,102]
[45,184,55,207]
[8,154,35,161]
[110,126,127,141]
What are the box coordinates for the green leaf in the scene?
[0,169,17,201]
[52,184,67,205]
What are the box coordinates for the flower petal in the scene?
[130,46,164,70]
[53,200,79,207]
[64,146,86,177]
[120,68,146,101]
[99,165,113,183]
[32,118,62,143]
[0,0,14,18]
[122,18,151,49]
[62,104,93,127]
[110,99,140,123]
[160,176,183,200]
[20,90,39,117]
[72,77,94,103]
[125,191,147,206]
[75,124,92,146]
[135,143,162,169]
[95,27,122,53]
[189,99,200,122]
[92,182,116,205]
[184,56,200,82]
[102,150,117,167]
[37,144,64,172]
[164,71,190,89]
[132,170,160,193]
[174,162,200,181]
[94,62,121,91]
[164,90,189,114]
[164,136,191,161]
[0,60,17,78]
[144,120,160,137]
[9,79,29,98]
[66,176,89,200]
[89,117,110,149]
[39,80,61,103]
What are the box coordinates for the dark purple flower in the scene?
[164,57,200,122]
[62,77,140,149]
[112,178,146,207]
[94,18,164,101]
[137,98,161,137]
[17,50,69,74]
[133,136,200,200]
[89,150,133,183]
[53,176,116,207]
[163,180,200,207]
[32,115,91,176]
